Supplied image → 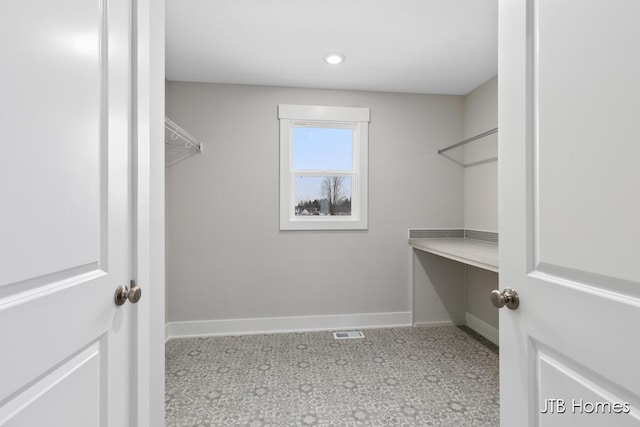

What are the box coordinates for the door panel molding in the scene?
[524,0,539,274]
[528,0,640,283]
[0,0,110,290]
[0,264,104,302]
[0,340,105,426]
[531,264,640,301]
[531,339,640,425]
[527,0,640,286]
[0,282,114,404]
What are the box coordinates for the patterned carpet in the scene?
[165,326,499,426]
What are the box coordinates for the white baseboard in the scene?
[465,312,499,345]
[166,311,412,340]
[413,320,460,328]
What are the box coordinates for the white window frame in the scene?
[279,104,370,230]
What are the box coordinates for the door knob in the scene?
[114,280,142,306]
[490,288,519,310]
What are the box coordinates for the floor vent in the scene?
[333,331,365,340]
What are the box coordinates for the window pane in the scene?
[294,176,352,216]
[293,127,353,171]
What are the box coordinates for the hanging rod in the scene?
[437,127,498,155]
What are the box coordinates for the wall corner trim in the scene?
[165,311,412,340]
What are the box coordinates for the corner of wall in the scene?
[462,76,500,340]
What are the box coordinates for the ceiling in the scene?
[166,0,498,95]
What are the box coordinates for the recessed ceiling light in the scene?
[323,52,346,65]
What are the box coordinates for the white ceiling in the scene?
[166,0,498,95]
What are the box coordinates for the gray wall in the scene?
[466,266,498,328]
[166,82,464,323]
[463,76,499,329]
[464,76,498,232]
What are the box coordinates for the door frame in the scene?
[133,0,165,425]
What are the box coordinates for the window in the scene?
[279,104,370,230]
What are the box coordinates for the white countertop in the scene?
[409,238,499,273]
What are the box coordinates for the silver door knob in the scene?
[490,288,519,310]
[114,280,142,306]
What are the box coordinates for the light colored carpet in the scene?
[165,326,499,426]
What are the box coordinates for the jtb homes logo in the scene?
[541,399,630,414]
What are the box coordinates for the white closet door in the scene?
[499,0,640,425]
[0,0,135,425]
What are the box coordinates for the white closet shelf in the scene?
[409,238,499,272]
[165,117,204,167]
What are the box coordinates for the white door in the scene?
[499,0,640,425]
[0,0,135,426]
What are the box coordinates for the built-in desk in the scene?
[409,230,499,344]
[409,238,498,273]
